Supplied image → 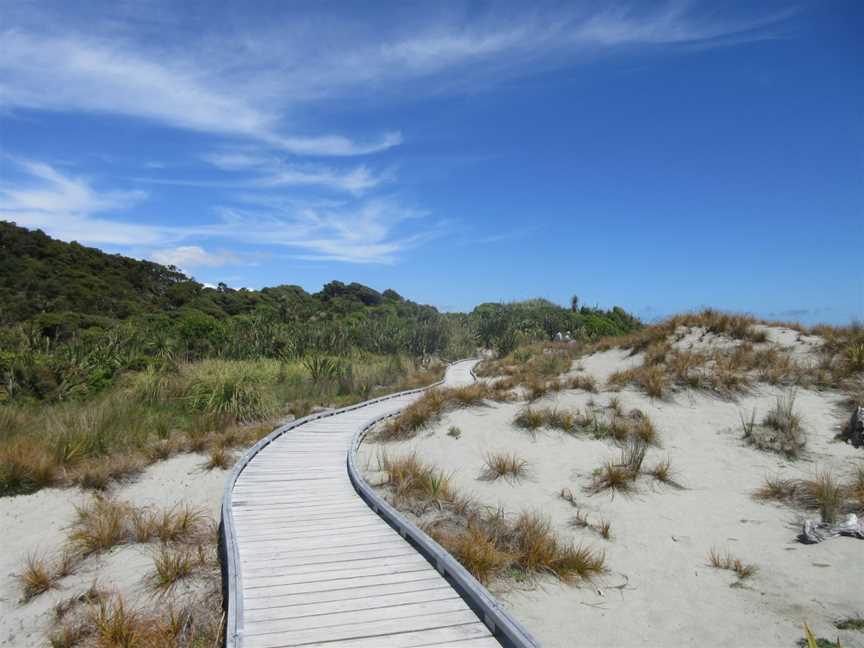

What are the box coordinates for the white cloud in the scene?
[0,31,400,156]
[1,158,435,264]
[150,246,240,271]
[202,151,390,194]
[0,4,792,151]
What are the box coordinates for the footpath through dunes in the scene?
[221,360,537,648]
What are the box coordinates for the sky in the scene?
[1,1,861,323]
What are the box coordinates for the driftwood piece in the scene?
[800,514,864,544]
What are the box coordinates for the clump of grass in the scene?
[646,457,682,488]
[70,497,132,555]
[204,444,232,470]
[447,426,462,439]
[707,548,758,581]
[508,512,605,581]
[799,471,844,524]
[185,362,274,423]
[566,374,598,393]
[597,519,612,540]
[378,384,492,441]
[19,552,57,601]
[754,470,857,524]
[546,408,575,433]
[431,523,513,585]
[0,439,59,496]
[759,391,805,457]
[586,439,677,495]
[480,452,528,482]
[514,407,545,432]
[148,545,195,592]
[589,461,637,495]
[378,453,462,511]
[153,504,207,543]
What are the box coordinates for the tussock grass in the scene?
[757,391,805,457]
[646,457,682,488]
[19,552,57,601]
[754,469,860,524]
[514,407,546,432]
[707,548,758,580]
[587,439,677,495]
[377,453,464,512]
[447,426,462,439]
[566,374,598,392]
[68,497,210,557]
[378,384,495,441]
[431,524,513,585]
[148,545,195,592]
[433,510,605,584]
[70,498,131,555]
[204,444,233,470]
[480,452,528,482]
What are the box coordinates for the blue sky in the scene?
[1,1,861,323]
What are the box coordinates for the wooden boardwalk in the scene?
[222,360,527,648]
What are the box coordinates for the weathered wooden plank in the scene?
[242,610,482,647]
[244,623,492,648]
[243,571,448,599]
[242,554,430,585]
[243,586,457,623]
[242,578,451,611]
[243,598,472,636]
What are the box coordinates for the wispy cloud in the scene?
[0,31,400,156]
[1,159,434,264]
[1,3,793,146]
[202,151,391,194]
[150,245,241,272]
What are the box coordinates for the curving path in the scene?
[221,360,537,648]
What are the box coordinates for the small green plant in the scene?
[447,426,461,439]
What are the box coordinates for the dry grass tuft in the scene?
[148,545,195,592]
[757,391,805,458]
[647,457,682,488]
[378,453,462,511]
[754,469,858,524]
[480,452,529,482]
[204,444,233,470]
[431,523,513,585]
[70,497,132,555]
[378,384,493,441]
[708,548,758,581]
[566,374,598,393]
[19,552,58,601]
[514,407,546,433]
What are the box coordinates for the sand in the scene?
[0,452,228,647]
[359,328,863,647]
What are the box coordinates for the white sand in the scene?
[360,329,863,647]
[0,452,228,647]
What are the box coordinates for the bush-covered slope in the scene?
[0,222,640,402]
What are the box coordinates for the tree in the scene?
[571,295,579,312]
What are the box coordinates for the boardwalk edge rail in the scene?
[220,359,539,648]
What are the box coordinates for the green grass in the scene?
[0,353,442,496]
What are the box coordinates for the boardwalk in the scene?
[222,360,533,648]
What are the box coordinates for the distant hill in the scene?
[0,221,430,336]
